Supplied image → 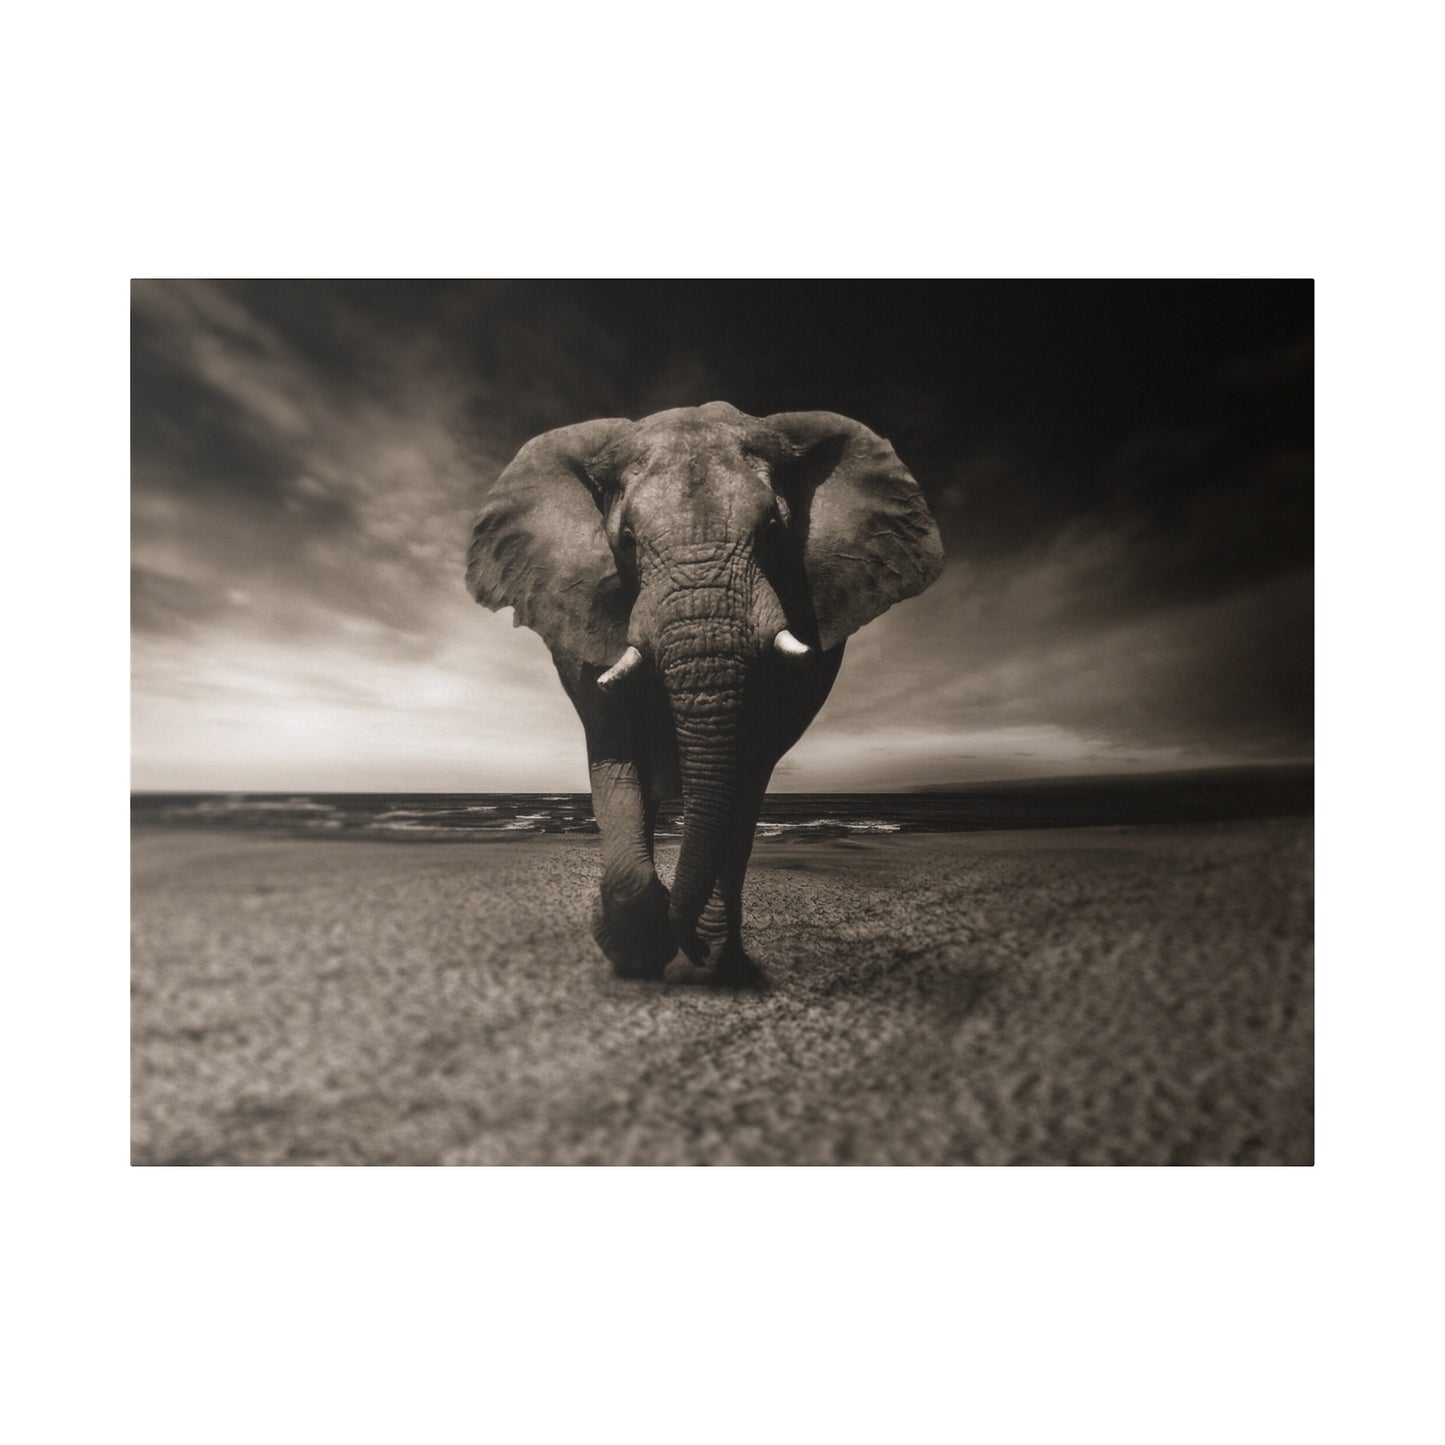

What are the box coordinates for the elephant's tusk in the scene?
[774,629,812,661]
[597,646,644,691]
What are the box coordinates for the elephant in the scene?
[466,401,943,985]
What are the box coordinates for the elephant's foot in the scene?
[593,873,676,979]
[662,949,766,990]
[661,913,762,994]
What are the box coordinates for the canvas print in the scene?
[131,280,1313,1165]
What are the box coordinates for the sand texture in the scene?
[132,820,1313,1165]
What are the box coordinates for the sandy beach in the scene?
[131,819,1312,1165]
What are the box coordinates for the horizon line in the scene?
[130,759,1315,797]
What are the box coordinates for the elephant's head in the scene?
[466,402,943,954]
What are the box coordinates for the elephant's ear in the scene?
[768,412,944,652]
[466,418,633,666]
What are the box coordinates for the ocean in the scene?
[131,765,1312,842]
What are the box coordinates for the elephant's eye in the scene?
[618,526,637,556]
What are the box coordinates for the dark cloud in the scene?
[131,280,1312,790]
[131,566,232,637]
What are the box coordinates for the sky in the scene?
[131,280,1313,792]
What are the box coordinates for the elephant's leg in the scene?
[664,771,769,987]
[660,661,838,988]
[670,653,841,983]
[588,754,676,978]
[554,659,675,978]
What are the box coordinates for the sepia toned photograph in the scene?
[131,279,1313,1166]
[29,6,1436,1438]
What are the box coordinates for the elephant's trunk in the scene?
[648,558,785,960]
[659,631,749,958]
